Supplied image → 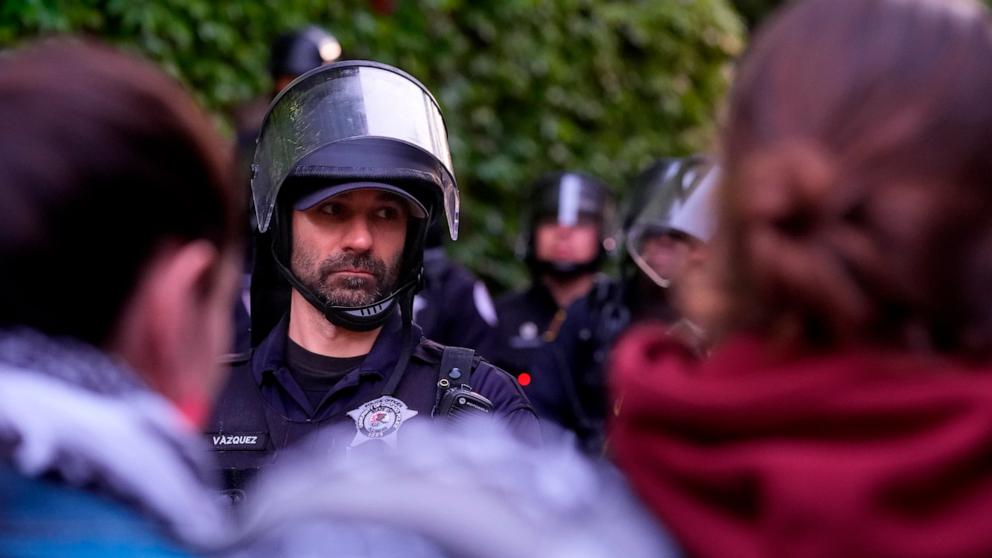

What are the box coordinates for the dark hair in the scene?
[0,40,242,346]
[711,0,992,356]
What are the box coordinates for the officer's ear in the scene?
[109,240,240,425]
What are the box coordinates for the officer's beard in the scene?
[292,248,401,308]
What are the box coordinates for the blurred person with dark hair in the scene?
[0,40,242,556]
[546,157,718,451]
[610,0,992,556]
[490,172,615,431]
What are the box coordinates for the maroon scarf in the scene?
[610,325,992,558]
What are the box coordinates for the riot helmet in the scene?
[269,26,342,81]
[522,171,614,278]
[624,156,720,288]
[252,60,459,331]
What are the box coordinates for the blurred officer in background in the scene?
[549,156,719,450]
[491,172,614,432]
[0,40,241,556]
[232,25,342,158]
[411,221,499,355]
[208,61,538,496]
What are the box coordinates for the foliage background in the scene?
[0,0,744,291]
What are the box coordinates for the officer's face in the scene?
[638,232,701,284]
[534,217,600,266]
[291,189,409,307]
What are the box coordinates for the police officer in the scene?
[548,156,719,451]
[412,221,499,355]
[491,171,614,433]
[208,61,538,494]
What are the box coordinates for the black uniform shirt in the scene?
[207,311,539,491]
[284,340,363,411]
[492,282,584,431]
[545,277,680,452]
[494,282,561,354]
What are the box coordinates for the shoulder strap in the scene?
[438,346,476,389]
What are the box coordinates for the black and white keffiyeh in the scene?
[0,329,230,548]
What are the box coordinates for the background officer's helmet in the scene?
[623,156,720,288]
[269,25,342,83]
[520,171,616,279]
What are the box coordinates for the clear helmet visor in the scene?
[520,171,617,261]
[625,158,720,287]
[555,173,592,226]
[535,173,609,227]
[252,61,459,239]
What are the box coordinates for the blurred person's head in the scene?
[0,40,243,421]
[708,0,992,356]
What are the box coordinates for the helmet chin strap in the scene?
[274,250,422,395]
[270,239,420,332]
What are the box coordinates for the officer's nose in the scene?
[341,216,374,252]
[554,224,575,239]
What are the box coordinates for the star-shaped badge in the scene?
[346,395,418,448]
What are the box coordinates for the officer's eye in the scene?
[319,202,345,217]
[374,205,403,221]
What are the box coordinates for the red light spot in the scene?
[517,372,532,387]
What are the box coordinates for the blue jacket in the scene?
[0,466,193,558]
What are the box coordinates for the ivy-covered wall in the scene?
[0,0,744,290]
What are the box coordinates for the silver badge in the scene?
[519,321,539,340]
[346,396,418,448]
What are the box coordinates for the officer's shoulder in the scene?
[415,339,529,407]
[469,358,532,409]
[413,337,447,364]
[494,288,528,311]
[413,338,510,380]
[470,358,519,386]
[413,337,487,368]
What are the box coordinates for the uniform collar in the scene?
[252,312,425,384]
[527,280,561,313]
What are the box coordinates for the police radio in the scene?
[436,382,494,422]
[434,347,494,420]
